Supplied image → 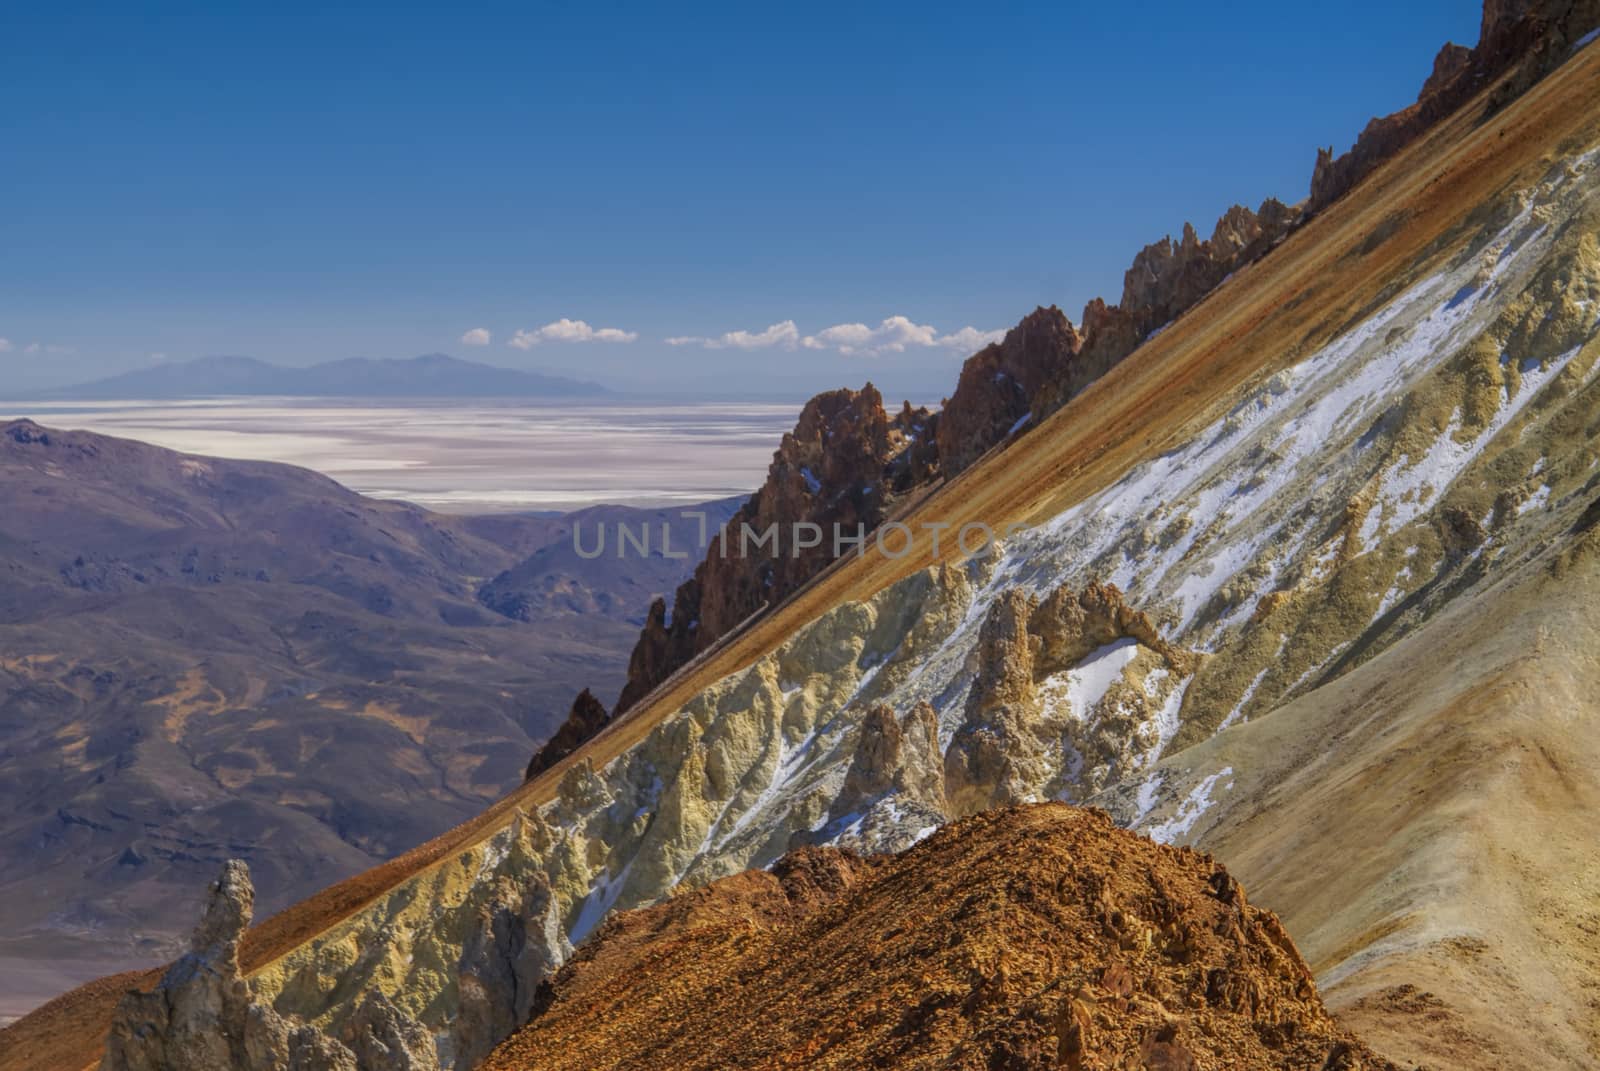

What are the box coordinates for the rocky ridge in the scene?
[611,200,1298,724]
[13,6,1600,1070]
[101,850,569,1071]
[482,804,1396,1071]
[605,0,1600,748]
[522,689,610,782]
[1310,0,1600,211]
[218,98,1600,1069]
[613,385,936,713]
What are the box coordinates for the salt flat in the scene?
[0,397,803,512]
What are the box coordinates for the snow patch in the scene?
[1146,767,1234,844]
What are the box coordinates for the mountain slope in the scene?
[1095,507,1600,1067]
[9,7,1600,1071]
[481,805,1394,1071]
[0,422,717,1024]
[26,354,606,400]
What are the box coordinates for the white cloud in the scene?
[668,316,1000,356]
[460,327,491,346]
[938,325,1007,352]
[509,318,638,348]
[666,320,800,350]
[0,339,11,352]
[22,342,75,356]
[803,315,1002,356]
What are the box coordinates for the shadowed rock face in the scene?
[936,306,1083,476]
[524,689,610,781]
[613,385,935,714]
[451,871,570,1069]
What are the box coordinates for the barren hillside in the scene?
[6,6,1600,1071]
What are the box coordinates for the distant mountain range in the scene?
[24,354,607,399]
[0,418,732,1012]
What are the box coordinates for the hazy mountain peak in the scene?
[27,353,608,400]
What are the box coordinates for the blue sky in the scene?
[2,1,1481,400]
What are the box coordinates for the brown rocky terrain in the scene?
[482,804,1395,1071]
[934,306,1083,476]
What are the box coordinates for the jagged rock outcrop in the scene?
[944,589,1047,815]
[1310,0,1600,211]
[1034,199,1298,423]
[480,805,1397,1071]
[937,307,1083,475]
[840,701,944,806]
[1031,581,1195,676]
[451,871,571,1069]
[609,0,1522,727]
[342,992,439,1071]
[101,861,441,1071]
[945,583,1198,815]
[938,200,1295,482]
[614,385,935,713]
[102,861,256,1071]
[939,201,1295,480]
[525,688,610,781]
[812,700,949,851]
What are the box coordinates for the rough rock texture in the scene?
[944,589,1047,815]
[840,701,944,807]
[613,193,1297,720]
[614,385,935,713]
[813,700,950,851]
[341,992,439,1071]
[1029,199,1298,430]
[936,306,1083,475]
[100,861,442,1071]
[101,861,256,1071]
[524,689,609,781]
[451,871,570,1070]
[945,583,1196,815]
[940,202,1295,479]
[1309,0,1600,210]
[601,0,1538,731]
[17,11,1600,1071]
[1031,581,1195,675]
[481,804,1396,1071]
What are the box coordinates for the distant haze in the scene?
[24,354,606,400]
[0,397,798,513]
